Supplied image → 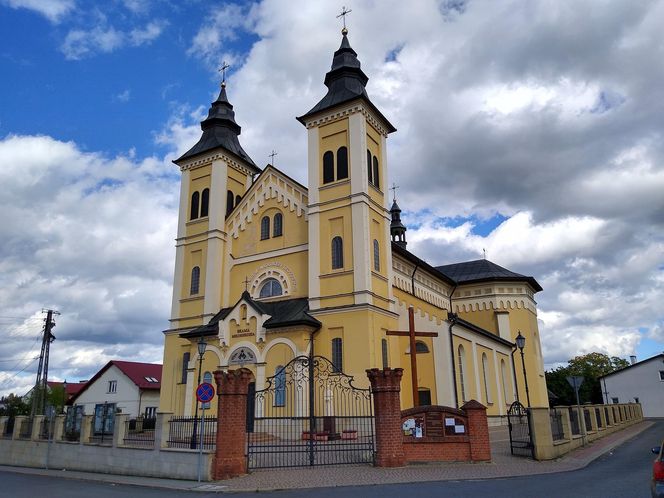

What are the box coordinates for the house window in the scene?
[260,216,270,240]
[372,156,380,188]
[336,146,348,180]
[323,151,335,184]
[200,188,209,217]
[273,213,283,237]
[181,352,190,384]
[203,372,212,409]
[373,239,380,271]
[414,341,429,353]
[611,397,619,404]
[418,388,432,406]
[458,345,467,402]
[235,194,241,207]
[259,278,282,298]
[190,191,200,220]
[226,190,234,216]
[274,366,286,407]
[381,338,389,369]
[331,236,344,269]
[107,380,117,393]
[190,266,200,295]
[332,338,343,372]
[144,407,157,418]
[482,353,492,404]
[367,150,373,184]
[659,370,664,381]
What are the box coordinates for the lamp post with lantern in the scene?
[515,331,531,407]
[190,336,208,449]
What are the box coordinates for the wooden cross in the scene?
[269,150,278,166]
[386,307,438,407]
[219,61,230,87]
[390,182,399,202]
[337,6,352,32]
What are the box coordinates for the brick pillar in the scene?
[462,400,491,462]
[366,368,405,467]
[213,368,254,480]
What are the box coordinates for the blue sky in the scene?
[1,0,663,396]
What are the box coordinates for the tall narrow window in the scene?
[190,266,200,295]
[501,359,510,404]
[274,366,286,407]
[190,191,200,220]
[458,345,467,402]
[181,352,190,384]
[372,156,380,188]
[336,146,348,180]
[273,213,283,237]
[240,304,247,322]
[418,389,432,406]
[381,338,389,369]
[200,188,209,217]
[235,194,241,207]
[332,338,343,372]
[373,239,380,271]
[482,353,492,404]
[226,191,234,216]
[322,151,335,184]
[331,236,344,269]
[260,216,270,240]
[367,150,373,184]
[259,278,282,298]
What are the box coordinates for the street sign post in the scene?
[566,376,586,445]
[195,382,215,482]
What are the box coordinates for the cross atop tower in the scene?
[218,61,230,88]
[337,6,352,34]
[243,276,250,292]
[269,150,278,166]
[390,182,399,202]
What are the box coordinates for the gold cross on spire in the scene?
[243,276,250,291]
[337,6,352,35]
[218,61,230,88]
[269,150,278,166]
[390,182,399,202]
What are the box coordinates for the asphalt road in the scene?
[1,420,661,498]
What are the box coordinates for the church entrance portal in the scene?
[247,355,375,469]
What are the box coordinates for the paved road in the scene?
[1,420,661,497]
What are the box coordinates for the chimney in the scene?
[629,355,637,365]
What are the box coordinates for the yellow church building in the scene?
[159,29,548,423]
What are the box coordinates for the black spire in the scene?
[297,32,395,132]
[390,199,407,248]
[176,84,259,171]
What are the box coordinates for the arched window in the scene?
[482,353,492,404]
[332,338,343,372]
[458,345,467,402]
[260,216,270,240]
[274,365,286,407]
[200,188,209,217]
[373,239,380,271]
[367,149,373,184]
[336,146,348,180]
[415,341,429,353]
[331,236,344,269]
[190,191,200,220]
[381,338,389,369]
[372,156,380,188]
[259,278,282,298]
[226,190,234,216]
[181,352,190,384]
[235,194,241,207]
[322,151,334,184]
[500,359,510,404]
[190,266,200,295]
[240,304,247,322]
[273,213,283,237]
[203,371,212,408]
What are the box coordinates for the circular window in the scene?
[259,278,283,298]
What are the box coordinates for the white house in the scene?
[599,353,664,418]
[68,361,162,428]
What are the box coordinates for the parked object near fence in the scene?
[167,416,216,450]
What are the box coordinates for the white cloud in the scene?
[2,0,74,23]
[129,20,168,46]
[113,89,131,103]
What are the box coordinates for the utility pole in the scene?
[31,309,58,417]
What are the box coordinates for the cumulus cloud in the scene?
[2,0,74,23]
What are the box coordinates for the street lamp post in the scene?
[190,336,207,449]
[515,331,531,407]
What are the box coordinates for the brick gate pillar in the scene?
[462,400,491,462]
[213,368,254,480]
[366,368,405,467]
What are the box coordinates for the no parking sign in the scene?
[196,382,215,403]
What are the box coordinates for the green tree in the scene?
[0,393,30,417]
[546,352,629,405]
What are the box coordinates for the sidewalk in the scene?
[0,421,653,493]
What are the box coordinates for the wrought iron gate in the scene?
[247,355,375,469]
[507,400,533,458]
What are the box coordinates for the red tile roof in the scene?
[47,381,87,398]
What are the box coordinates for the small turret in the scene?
[390,199,407,248]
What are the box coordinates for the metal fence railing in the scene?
[167,416,216,450]
[123,417,156,448]
[549,409,564,441]
[583,409,593,432]
[2,417,14,438]
[18,418,33,439]
[595,408,603,429]
[568,407,580,435]
[89,415,115,445]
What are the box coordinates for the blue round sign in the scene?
[196,382,215,403]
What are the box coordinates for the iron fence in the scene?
[604,406,610,425]
[167,416,216,450]
[39,417,52,440]
[568,407,580,435]
[2,417,14,438]
[583,408,592,432]
[89,415,114,445]
[595,408,603,429]
[549,409,564,441]
[123,416,156,448]
[18,418,33,439]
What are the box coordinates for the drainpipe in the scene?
[511,345,520,406]
[410,263,419,298]
[447,284,459,408]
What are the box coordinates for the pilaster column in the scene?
[366,368,405,467]
[462,400,491,462]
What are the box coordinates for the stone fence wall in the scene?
[0,413,211,480]
[530,402,643,460]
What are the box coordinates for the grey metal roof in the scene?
[175,86,260,171]
[297,34,396,133]
[436,259,543,292]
